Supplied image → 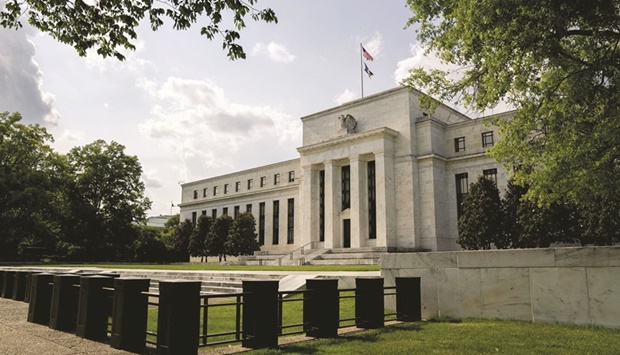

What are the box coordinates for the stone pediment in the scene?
[297,127,398,155]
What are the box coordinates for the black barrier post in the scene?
[156,280,201,355]
[304,278,339,338]
[49,274,81,331]
[355,277,384,329]
[396,277,421,322]
[242,280,279,349]
[0,271,4,294]
[27,273,55,325]
[76,276,115,341]
[12,271,28,301]
[110,278,150,353]
[1,271,15,298]
[24,272,34,303]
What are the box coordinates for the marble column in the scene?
[300,165,315,247]
[323,160,340,248]
[375,152,396,248]
[349,155,364,248]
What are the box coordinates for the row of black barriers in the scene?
[1,270,421,354]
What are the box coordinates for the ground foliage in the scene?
[0,0,277,60]
[404,0,620,209]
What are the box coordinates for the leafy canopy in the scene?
[0,0,277,60]
[404,0,620,206]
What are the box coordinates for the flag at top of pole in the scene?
[360,43,375,98]
[361,45,374,61]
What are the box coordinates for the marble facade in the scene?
[179,87,509,252]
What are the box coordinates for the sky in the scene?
[0,0,488,216]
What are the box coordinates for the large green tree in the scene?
[189,214,212,262]
[0,112,62,260]
[207,214,232,262]
[404,0,620,206]
[59,139,151,261]
[225,212,259,257]
[0,0,277,60]
[457,176,504,250]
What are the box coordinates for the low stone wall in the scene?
[381,247,620,328]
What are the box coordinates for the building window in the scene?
[258,202,265,246]
[288,171,295,182]
[201,210,207,216]
[224,184,229,194]
[456,173,469,218]
[483,168,498,184]
[211,209,217,220]
[274,174,280,185]
[341,165,351,211]
[246,204,252,214]
[192,211,197,224]
[193,190,198,199]
[368,161,377,239]
[247,179,253,190]
[319,170,325,242]
[223,207,228,216]
[234,206,240,219]
[454,137,466,152]
[482,131,494,148]
[235,181,240,192]
[287,198,294,244]
[260,176,266,187]
[213,186,219,196]
[203,188,207,198]
[272,200,280,245]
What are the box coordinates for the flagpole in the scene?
[360,43,364,98]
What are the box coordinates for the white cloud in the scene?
[333,89,358,105]
[142,170,163,188]
[85,40,153,73]
[393,43,457,84]
[363,32,383,58]
[251,42,296,63]
[0,27,60,125]
[138,77,301,181]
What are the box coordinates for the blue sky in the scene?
[0,1,474,216]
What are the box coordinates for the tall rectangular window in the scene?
[235,181,241,192]
[203,188,207,198]
[341,165,350,211]
[213,186,219,196]
[368,161,377,239]
[211,209,217,220]
[482,131,494,147]
[247,179,253,190]
[224,184,229,194]
[319,170,325,242]
[246,204,252,213]
[272,200,280,245]
[260,176,267,187]
[223,207,228,216]
[483,168,498,184]
[193,190,198,199]
[201,210,207,216]
[287,198,294,244]
[456,173,469,218]
[288,171,295,182]
[274,173,280,185]
[192,211,197,224]
[234,205,240,219]
[454,137,466,152]
[258,202,265,245]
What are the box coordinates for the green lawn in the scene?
[35,263,379,272]
[249,319,620,354]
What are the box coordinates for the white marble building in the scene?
[179,87,511,252]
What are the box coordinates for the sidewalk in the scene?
[0,297,135,355]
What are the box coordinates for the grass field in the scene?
[36,263,380,272]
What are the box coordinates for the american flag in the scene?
[362,46,374,61]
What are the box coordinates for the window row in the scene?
[454,131,495,153]
[192,170,296,199]
[192,199,295,246]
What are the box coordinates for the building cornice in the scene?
[297,127,399,155]
[178,184,299,208]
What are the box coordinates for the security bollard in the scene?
[242,280,279,349]
[12,271,29,301]
[1,271,15,298]
[27,273,55,324]
[355,277,384,329]
[76,276,115,341]
[156,280,201,355]
[24,271,34,303]
[396,277,421,322]
[110,278,150,353]
[304,278,339,338]
[49,274,81,331]
[0,270,4,295]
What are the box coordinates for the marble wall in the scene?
[381,247,620,327]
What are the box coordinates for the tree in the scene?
[189,215,212,262]
[0,111,62,260]
[225,212,259,257]
[134,225,168,263]
[60,139,151,261]
[457,176,503,250]
[0,0,277,61]
[207,214,232,262]
[404,0,620,207]
[171,218,193,262]
[576,195,620,246]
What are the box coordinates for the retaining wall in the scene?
[381,247,620,327]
